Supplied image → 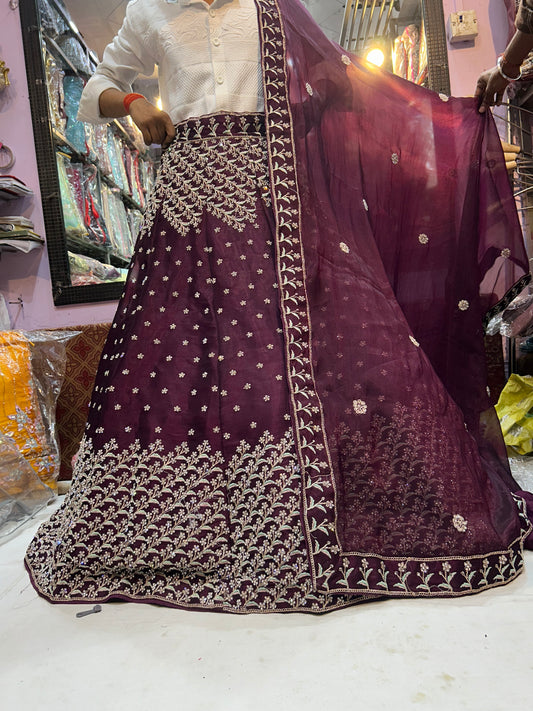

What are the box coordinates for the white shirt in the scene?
[77,0,264,125]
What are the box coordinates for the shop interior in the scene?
[1,1,533,709]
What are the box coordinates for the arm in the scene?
[98,89,176,149]
[476,16,533,113]
[78,2,175,147]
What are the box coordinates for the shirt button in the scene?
[209,9,216,17]
[213,38,220,47]
[217,76,224,84]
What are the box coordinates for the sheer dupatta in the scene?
[256,0,531,597]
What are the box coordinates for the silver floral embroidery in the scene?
[453,514,468,532]
[391,153,399,165]
[409,335,420,347]
[339,242,350,254]
[24,431,362,613]
[418,233,429,245]
[458,300,469,311]
[305,82,314,96]
[352,399,368,414]
[341,54,351,65]
[501,248,511,258]
[439,93,450,102]
[142,129,267,237]
[362,199,369,211]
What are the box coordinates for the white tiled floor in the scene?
[2,492,533,711]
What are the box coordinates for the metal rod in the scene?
[376,0,388,35]
[383,0,396,37]
[362,0,379,48]
[340,0,356,47]
[355,0,370,52]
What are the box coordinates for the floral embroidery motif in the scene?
[325,410,530,595]
[362,199,369,211]
[25,433,362,613]
[352,399,368,414]
[305,82,314,96]
[341,54,351,65]
[453,514,468,532]
[501,248,511,258]
[255,0,341,593]
[418,233,429,244]
[409,335,420,347]
[142,114,267,237]
[439,93,450,102]
[458,300,470,311]
[339,242,350,254]
[391,153,399,164]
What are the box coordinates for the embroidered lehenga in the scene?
[26,0,533,613]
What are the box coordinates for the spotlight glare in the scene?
[366,48,385,67]
[156,97,163,111]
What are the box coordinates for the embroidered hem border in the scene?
[323,496,531,596]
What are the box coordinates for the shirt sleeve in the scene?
[516,0,533,34]
[77,2,155,124]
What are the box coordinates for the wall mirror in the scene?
[21,0,449,307]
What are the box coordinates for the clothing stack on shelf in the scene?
[36,0,156,288]
[0,216,44,254]
[0,177,42,254]
[0,176,33,200]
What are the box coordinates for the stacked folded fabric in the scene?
[0,216,43,253]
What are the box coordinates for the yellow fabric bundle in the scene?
[496,373,533,455]
[0,331,56,491]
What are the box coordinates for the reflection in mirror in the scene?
[20,0,159,306]
[21,0,450,306]
[340,0,450,94]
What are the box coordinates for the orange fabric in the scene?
[0,331,56,491]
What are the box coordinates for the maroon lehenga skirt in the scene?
[25,110,531,613]
[25,114,367,612]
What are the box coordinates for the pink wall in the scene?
[443,0,510,97]
[0,3,117,329]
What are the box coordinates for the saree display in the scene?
[25,0,532,613]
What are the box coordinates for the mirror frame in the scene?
[20,0,450,306]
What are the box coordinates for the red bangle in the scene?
[123,93,145,113]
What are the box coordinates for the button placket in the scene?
[210,10,228,107]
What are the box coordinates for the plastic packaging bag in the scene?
[0,434,54,539]
[63,75,87,155]
[56,152,88,239]
[44,51,66,134]
[0,330,78,494]
[82,166,110,246]
[57,35,91,75]
[38,0,69,39]
[485,290,533,338]
[68,251,127,285]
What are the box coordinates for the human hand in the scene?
[475,67,510,114]
[501,140,520,172]
[129,97,176,148]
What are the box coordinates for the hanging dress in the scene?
[25,0,532,614]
